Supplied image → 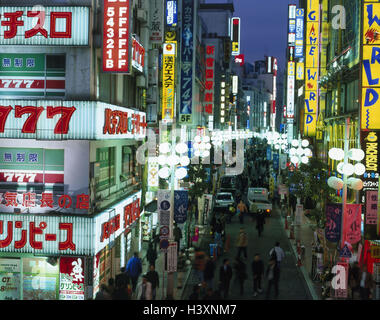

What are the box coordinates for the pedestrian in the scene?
[194,248,206,284]
[219,258,233,299]
[137,275,152,300]
[189,285,201,300]
[236,228,248,259]
[210,214,217,235]
[359,265,374,300]
[173,223,182,252]
[112,278,130,300]
[233,257,247,295]
[202,288,216,300]
[146,264,159,300]
[95,284,111,300]
[265,258,280,299]
[214,226,223,256]
[107,278,115,296]
[256,210,266,237]
[146,241,157,267]
[204,256,215,289]
[126,252,142,293]
[251,253,264,297]
[115,267,130,289]
[237,200,248,224]
[348,261,360,299]
[269,241,285,268]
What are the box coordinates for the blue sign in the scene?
[166,1,178,26]
[266,147,272,161]
[289,18,296,33]
[174,190,188,224]
[325,204,342,243]
[273,153,279,171]
[180,0,194,119]
[340,244,352,258]
[160,200,171,211]
[295,9,304,58]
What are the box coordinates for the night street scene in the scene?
[0,0,380,306]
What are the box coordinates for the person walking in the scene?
[252,253,264,297]
[194,248,206,284]
[236,228,248,259]
[173,223,182,252]
[137,275,152,300]
[265,258,280,299]
[112,278,131,300]
[95,284,112,300]
[256,210,266,237]
[126,252,143,293]
[348,261,361,299]
[204,256,215,290]
[219,258,233,299]
[146,242,157,267]
[359,265,374,300]
[107,278,115,296]
[233,257,247,295]
[146,265,159,300]
[237,200,248,224]
[115,267,130,289]
[189,285,201,300]
[269,242,285,268]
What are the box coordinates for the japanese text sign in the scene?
[204,45,215,114]
[162,42,176,123]
[0,6,89,46]
[231,17,240,56]
[103,0,131,73]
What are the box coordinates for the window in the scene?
[96,147,115,191]
[122,146,134,177]
[46,54,65,70]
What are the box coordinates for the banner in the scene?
[174,190,188,224]
[325,204,342,243]
[149,0,164,43]
[295,8,304,58]
[204,45,215,114]
[179,0,194,124]
[366,190,378,225]
[343,204,362,245]
[59,257,85,300]
[162,42,176,123]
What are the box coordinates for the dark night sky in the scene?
[205,0,298,72]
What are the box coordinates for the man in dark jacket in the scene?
[146,242,157,267]
[146,264,159,300]
[256,210,266,237]
[204,257,215,289]
[265,258,280,299]
[251,253,264,296]
[219,258,233,299]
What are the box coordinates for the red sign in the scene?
[0,220,75,251]
[123,198,141,232]
[59,257,85,300]
[0,9,72,40]
[204,45,215,114]
[234,54,244,66]
[103,108,147,135]
[131,37,145,72]
[0,105,76,134]
[100,214,120,242]
[103,0,130,72]
[0,171,63,184]
[1,192,89,210]
[342,204,362,245]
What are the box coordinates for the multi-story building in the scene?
[0,0,150,300]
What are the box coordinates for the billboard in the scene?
[0,6,89,46]
[295,8,304,58]
[103,0,131,73]
[204,45,215,114]
[149,0,164,43]
[231,17,240,56]
[162,42,176,123]
[304,0,319,137]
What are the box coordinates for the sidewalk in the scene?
[278,205,322,300]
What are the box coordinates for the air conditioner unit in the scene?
[137,9,147,23]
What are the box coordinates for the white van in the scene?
[247,188,272,214]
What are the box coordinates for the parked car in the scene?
[214,192,235,210]
[247,188,272,214]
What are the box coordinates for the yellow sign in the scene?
[362,88,380,129]
[162,42,176,122]
[296,62,304,80]
[363,3,380,45]
[232,42,239,53]
[304,113,317,136]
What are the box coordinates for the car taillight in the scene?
[266,209,270,213]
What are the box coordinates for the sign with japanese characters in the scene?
[166,0,177,26]
[231,17,240,56]
[204,45,215,114]
[361,131,379,192]
[0,53,65,98]
[148,157,159,189]
[131,37,145,72]
[0,100,146,140]
[0,147,64,185]
[361,1,380,129]
[162,43,176,123]
[0,258,20,300]
[295,8,304,58]
[342,204,362,245]
[304,0,319,137]
[59,257,85,300]
[149,0,164,43]
[366,190,378,225]
[103,0,131,73]
[179,0,194,124]
[174,190,188,224]
[0,6,89,46]
[325,204,342,243]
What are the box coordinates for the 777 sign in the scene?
[0,105,76,134]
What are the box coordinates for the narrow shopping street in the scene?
[183,206,312,300]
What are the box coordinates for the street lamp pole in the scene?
[341,117,350,250]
